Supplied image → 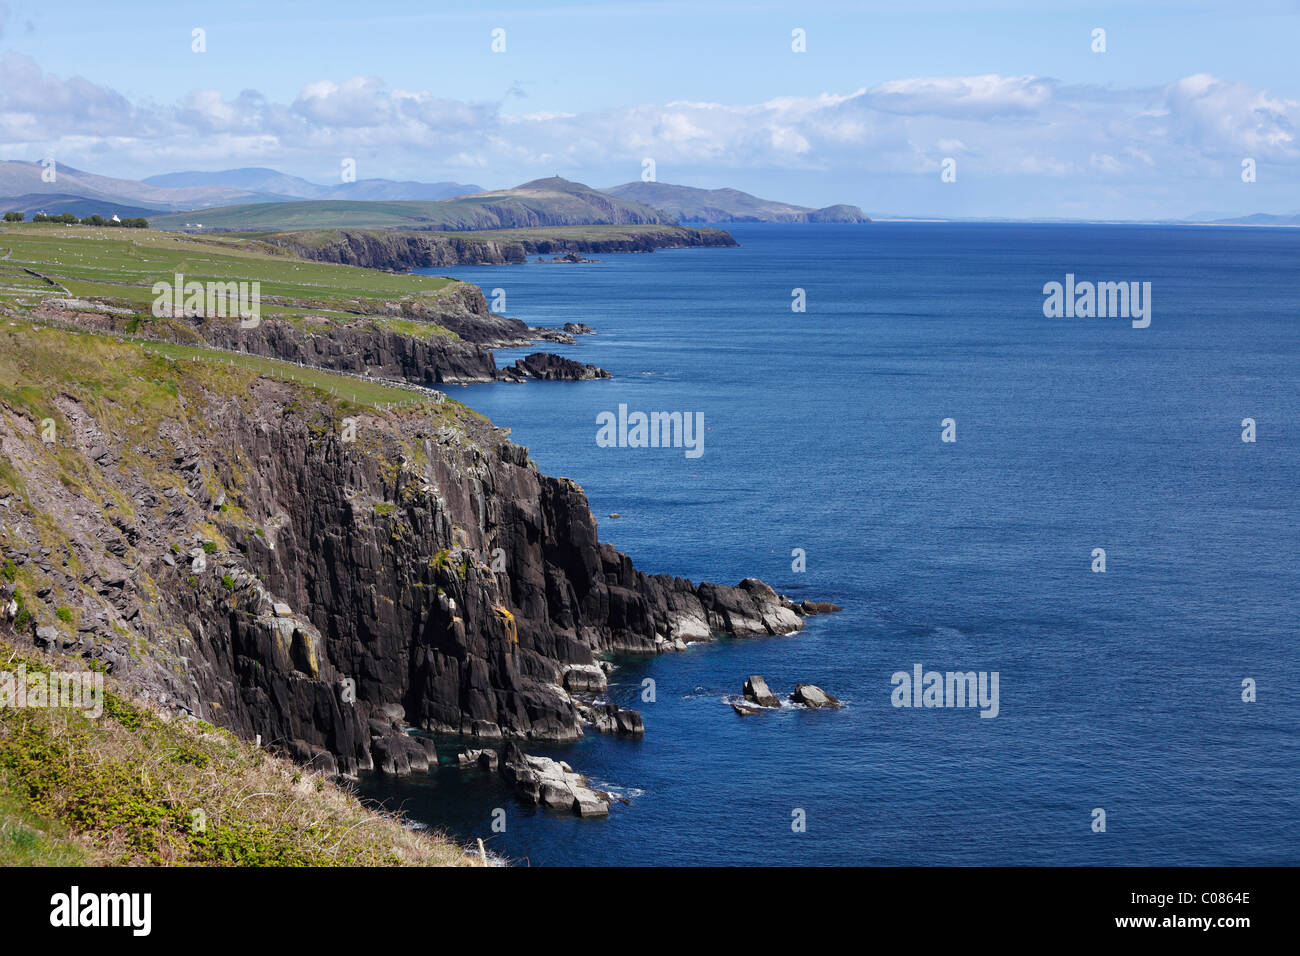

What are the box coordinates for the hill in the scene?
[150,177,677,232]
[603,181,870,223]
[0,160,260,211]
[1207,212,1300,226]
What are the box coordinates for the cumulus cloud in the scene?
[0,52,1295,207]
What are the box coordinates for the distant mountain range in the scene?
[142,167,482,202]
[0,161,873,230]
[604,181,870,223]
[1206,212,1300,226]
[9,159,1290,231]
[0,161,482,215]
[0,160,261,211]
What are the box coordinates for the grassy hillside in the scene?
[150,176,675,232]
[0,640,473,865]
[604,181,870,223]
[0,222,460,323]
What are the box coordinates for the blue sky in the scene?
[1,0,1296,218]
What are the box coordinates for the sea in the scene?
[356,222,1299,866]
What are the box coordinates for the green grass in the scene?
[151,199,471,231]
[139,341,428,408]
[0,785,89,866]
[0,639,475,866]
[0,224,457,316]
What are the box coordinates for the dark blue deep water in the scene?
[359,223,1299,866]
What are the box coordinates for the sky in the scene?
[0,0,1296,219]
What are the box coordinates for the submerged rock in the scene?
[798,600,842,615]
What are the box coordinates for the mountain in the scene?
[326,179,483,201]
[142,167,323,198]
[150,177,677,231]
[603,181,870,223]
[0,160,261,211]
[0,193,162,219]
[143,167,482,202]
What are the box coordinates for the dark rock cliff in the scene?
[0,359,818,779]
[261,227,738,271]
[35,297,606,384]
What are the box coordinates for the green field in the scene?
[151,199,463,231]
[0,223,457,318]
[0,225,476,410]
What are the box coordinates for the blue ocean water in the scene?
[359,223,1299,866]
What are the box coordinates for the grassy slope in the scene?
[0,222,464,330]
[0,641,473,866]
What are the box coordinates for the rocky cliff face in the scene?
[35,292,604,385]
[261,227,738,271]
[0,331,820,778]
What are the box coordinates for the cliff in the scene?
[0,326,824,780]
[258,224,738,271]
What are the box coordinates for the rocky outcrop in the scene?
[497,353,611,382]
[791,684,841,708]
[582,703,645,737]
[496,742,611,817]
[743,675,781,708]
[537,252,598,263]
[35,302,603,386]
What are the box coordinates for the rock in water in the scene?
[743,675,781,708]
[791,684,842,708]
[497,742,611,817]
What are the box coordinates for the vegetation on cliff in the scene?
[0,639,474,866]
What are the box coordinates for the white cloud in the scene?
[0,53,1295,214]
